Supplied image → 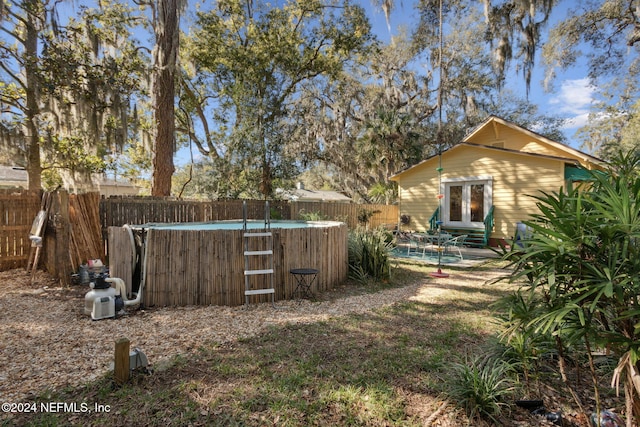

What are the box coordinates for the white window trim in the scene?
[440,176,493,228]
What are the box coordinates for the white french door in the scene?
[442,177,492,228]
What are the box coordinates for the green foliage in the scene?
[368,181,398,205]
[356,107,424,194]
[491,291,557,390]
[298,210,329,221]
[498,151,640,419]
[447,354,516,423]
[0,0,150,190]
[542,2,640,159]
[45,135,106,173]
[543,0,640,89]
[348,228,391,284]
[577,99,640,160]
[269,207,283,220]
[356,208,380,225]
[182,0,373,197]
[41,168,63,191]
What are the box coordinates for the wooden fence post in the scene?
[114,337,130,385]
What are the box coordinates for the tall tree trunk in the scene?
[151,0,179,196]
[25,0,42,192]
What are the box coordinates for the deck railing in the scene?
[429,206,440,231]
[430,205,495,247]
[483,206,495,246]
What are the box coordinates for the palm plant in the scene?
[447,355,517,424]
[492,290,557,394]
[498,151,640,426]
[347,228,392,284]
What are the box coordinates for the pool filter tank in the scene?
[84,276,142,320]
[84,275,119,320]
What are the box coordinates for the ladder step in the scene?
[244,232,272,237]
[244,269,274,276]
[245,288,275,296]
[244,250,273,256]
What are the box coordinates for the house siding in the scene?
[396,145,565,242]
[393,117,607,246]
[467,124,571,158]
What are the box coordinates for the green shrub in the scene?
[356,208,380,226]
[491,290,558,391]
[348,228,391,284]
[298,209,328,221]
[447,355,516,424]
[497,150,640,422]
[269,207,283,220]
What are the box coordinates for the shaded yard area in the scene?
[0,260,626,426]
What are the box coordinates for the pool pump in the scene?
[84,276,143,320]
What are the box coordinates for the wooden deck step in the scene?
[442,227,487,248]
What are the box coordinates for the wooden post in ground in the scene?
[114,337,130,385]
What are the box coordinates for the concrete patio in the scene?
[390,245,501,268]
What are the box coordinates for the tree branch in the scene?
[0,24,26,45]
[179,78,221,159]
[0,61,28,94]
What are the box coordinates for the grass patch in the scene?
[4,262,512,427]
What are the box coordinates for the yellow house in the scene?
[389,116,606,246]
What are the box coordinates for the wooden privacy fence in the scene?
[100,198,290,229]
[0,193,398,282]
[0,190,41,270]
[100,197,398,230]
[0,190,104,282]
[289,201,398,229]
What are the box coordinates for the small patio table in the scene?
[419,233,453,256]
[290,268,318,300]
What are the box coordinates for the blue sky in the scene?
[53,0,598,168]
[172,0,596,166]
[363,0,596,145]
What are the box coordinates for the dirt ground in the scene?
[0,267,631,426]
[0,268,428,403]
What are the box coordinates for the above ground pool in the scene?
[108,220,348,307]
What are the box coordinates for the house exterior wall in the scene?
[393,117,606,246]
[466,123,572,158]
[395,160,440,233]
[396,145,566,243]
[99,184,141,197]
[0,180,28,189]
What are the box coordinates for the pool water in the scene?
[132,220,334,231]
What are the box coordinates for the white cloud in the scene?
[548,78,597,129]
[564,112,591,129]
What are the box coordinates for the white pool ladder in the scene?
[242,201,275,308]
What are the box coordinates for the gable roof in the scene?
[389,142,586,181]
[465,115,605,166]
[390,116,606,180]
[276,187,352,202]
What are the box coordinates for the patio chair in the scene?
[445,235,467,260]
[395,232,418,255]
[406,233,423,255]
[421,233,447,257]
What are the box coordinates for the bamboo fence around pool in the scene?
[108,222,348,307]
[100,197,398,231]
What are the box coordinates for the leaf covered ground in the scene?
[0,261,629,426]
